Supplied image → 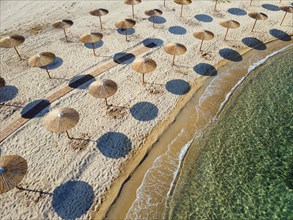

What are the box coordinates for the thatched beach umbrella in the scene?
[0,77,5,88]
[279,6,293,26]
[193,30,214,51]
[28,52,56,78]
[115,19,136,41]
[0,155,27,194]
[248,12,268,32]
[89,8,109,30]
[44,107,79,139]
[88,79,118,106]
[163,43,187,65]
[0,35,25,60]
[124,0,142,19]
[219,20,240,40]
[52,19,73,42]
[145,9,163,28]
[174,0,192,17]
[80,32,103,56]
[131,58,157,84]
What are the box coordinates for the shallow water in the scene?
[167,47,293,219]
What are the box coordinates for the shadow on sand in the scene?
[68,74,95,89]
[96,132,132,158]
[227,8,247,16]
[148,16,167,24]
[168,26,187,35]
[242,37,267,50]
[193,63,217,76]
[21,99,51,119]
[0,85,18,102]
[165,79,190,95]
[130,101,158,121]
[269,29,291,41]
[113,52,136,64]
[219,48,243,62]
[41,57,63,70]
[142,38,164,48]
[194,14,213,22]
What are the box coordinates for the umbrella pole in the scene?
[142,73,145,84]
[132,5,134,19]
[65,130,71,139]
[45,68,51,79]
[180,5,183,17]
[92,43,96,56]
[63,28,68,42]
[249,0,253,6]
[172,54,175,65]
[199,39,204,51]
[105,98,109,106]
[224,27,229,41]
[164,0,166,7]
[280,12,287,26]
[13,47,23,60]
[152,16,155,28]
[214,0,218,11]
[99,16,103,30]
[125,29,128,41]
[251,19,257,32]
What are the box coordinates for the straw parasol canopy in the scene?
[115,19,136,41]
[248,12,268,32]
[193,30,214,51]
[80,32,103,56]
[88,79,118,106]
[145,9,163,28]
[163,43,187,65]
[89,8,109,30]
[0,35,25,60]
[279,6,293,26]
[44,107,79,139]
[0,155,28,194]
[174,0,192,17]
[28,52,56,78]
[52,19,73,42]
[124,0,142,19]
[0,77,5,88]
[219,20,240,40]
[131,58,157,83]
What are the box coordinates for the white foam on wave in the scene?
[217,44,292,115]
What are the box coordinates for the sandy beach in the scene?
[0,0,292,219]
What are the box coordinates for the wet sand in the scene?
[103,36,293,220]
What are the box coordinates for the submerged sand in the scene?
[0,1,292,219]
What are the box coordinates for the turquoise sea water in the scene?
[167,47,293,219]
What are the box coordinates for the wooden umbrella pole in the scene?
[214,0,218,11]
[249,0,253,6]
[63,28,68,42]
[224,27,229,40]
[142,73,145,84]
[172,54,175,65]
[164,0,166,7]
[132,5,134,19]
[251,19,257,32]
[92,43,96,56]
[180,4,183,17]
[65,130,71,139]
[199,39,204,51]
[45,68,51,79]
[13,47,22,60]
[280,12,287,26]
[99,15,103,30]
[125,29,128,41]
[105,98,108,106]
[16,185,24,190]
[152,16,155,28]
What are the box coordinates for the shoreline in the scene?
[99,35,293,219]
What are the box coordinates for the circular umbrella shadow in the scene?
[117,28,135,36]
[130,102,158,121]
[52,181,94,219]
[147,16,166,24]
[21,99,50,119]
[227,8,247,16]
[194,14,213,22]
[168,26,187,35]
[219,48,243,62]
[96,132,132,158]
[142,38,164,48]
[41,57,63,70]
[262,4,280,11]
[242,37,266,50]
[165,79,190,95]
[68,74,95,89]
[193,63,217,76]
[113,52,136,64]
[0,85,18,102]
[269,29,291,41]
[84,41,104,49]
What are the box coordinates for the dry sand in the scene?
[0,0,292,219]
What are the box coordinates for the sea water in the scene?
[167,47,293,219]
